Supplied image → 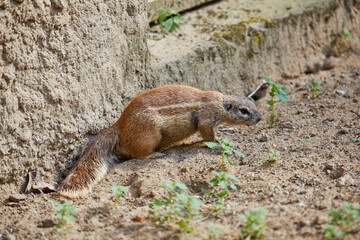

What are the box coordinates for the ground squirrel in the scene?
[58,85,262,198]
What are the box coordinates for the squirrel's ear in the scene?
[224,99,232,111]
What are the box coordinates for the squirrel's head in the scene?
[223,95,262,126]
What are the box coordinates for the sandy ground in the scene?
[1,54,359,240]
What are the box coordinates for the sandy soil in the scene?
[1,54,359,240]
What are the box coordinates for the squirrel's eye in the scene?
[240,108,250,115]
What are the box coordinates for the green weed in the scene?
[203,137,243,211]
[263,76,288,127]
[148,180,203,233]
[307,75,323,98]
[207,222,222,239]
[322,202,360,240]
[111,184,129,206]
[353,137,360,142]
[202,171,237,211]
[299,140,309,147]
[239,208,267,240]
[339,28,356,42]
[268,149,280,162]
[51,199,77,235]
[155,9,185,34]
[260,148,280,164]
[204,137,245,172]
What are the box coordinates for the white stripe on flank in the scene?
[148,101,203,111]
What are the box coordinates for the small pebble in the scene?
[258,134,268,142]
[133,215,142,222]
[38,219,55,228]
[334,89,346,96]
[338,174,354,186]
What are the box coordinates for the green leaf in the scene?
[204,141,219,149]
[232,149,246,157]
[202,188,212,195]
[170,22,179,34]
[209,179,219,186]
[68,208,77,215]
[173,15,185,23]
[175,182,188,190]
[225,173,237,181]
[163,19,173,33]
[178,219,186,228]
[63,215,76,222]
[263,76,274,86]
[343,28,356,42]
[264,98,273,105]
[153,198,167,206]
[222,138,232,146]
[212,171,221,177]
[219,180,227,189]
[170,9,178,15]
[276,91,288,103]
[229,182,237,190]
[157,9,170,23]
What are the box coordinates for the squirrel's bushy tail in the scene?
[58,127,120,198]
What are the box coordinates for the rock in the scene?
[38,219,55,228]
[258,134,268,142]
[309,132,316,137]
[132,215,142,222]
[181,167,188,173]
[334,89,346,96]
[8,194,27,202]
[323,164,345,179]
[4,233,16,240]
[338,174,354,186]
[50,0,66,10]
[337,129,348,135]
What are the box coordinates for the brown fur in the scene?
[58,85,262,198]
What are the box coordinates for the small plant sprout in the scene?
[111,184,129,206]
[263,76,288,127]
[260,149,280,164]
[203,137,242,211]
[51,199,77,235]
[207,222,222,240]
[299,140,309,147]
[353,137,360,142]
[339,28,356,42]
[204,137,246,171]
[148,180,203,233]
[155,9,185,34]
[322,202,360,240]
[239,207,267,240]
[202,171,237,211]
[176,192,203,233]
[307,75,323,98]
